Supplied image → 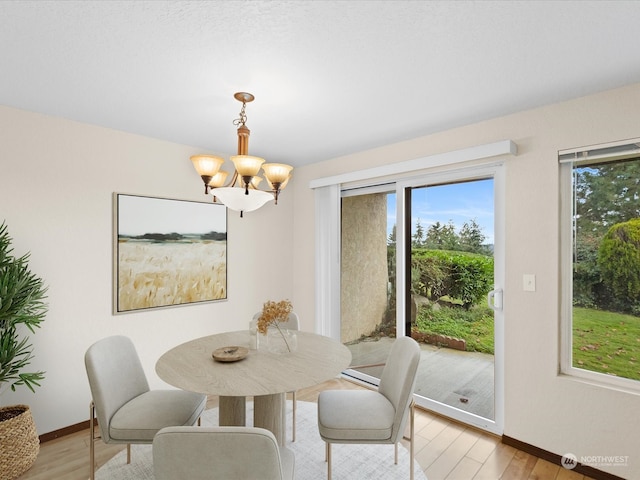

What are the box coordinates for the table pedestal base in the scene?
[219,396,246,426]
[255,393,285,446]
[219,393,286,446]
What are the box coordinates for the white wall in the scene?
[0,105,294,434]
[292,83,640,478]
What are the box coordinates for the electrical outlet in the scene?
[523,274,536,292]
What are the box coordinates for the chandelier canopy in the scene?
[190,92,293,217]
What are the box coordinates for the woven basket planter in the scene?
[0,404,40,480]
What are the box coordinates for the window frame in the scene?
[559,138,640,393]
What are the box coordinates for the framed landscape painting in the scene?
[114,193,227,313]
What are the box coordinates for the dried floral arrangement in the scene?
[257,299,293,333]
[257,299,293,352]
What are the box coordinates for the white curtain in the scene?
[313,184,341,338]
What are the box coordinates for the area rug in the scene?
[95,400,426,480]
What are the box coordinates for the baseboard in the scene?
[39,419,90,443]
[502,436,626,480]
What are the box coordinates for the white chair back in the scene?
[378,336,421,443]
[153,426,295,480]
[85,335,150,443]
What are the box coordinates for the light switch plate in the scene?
[523,274,536,292]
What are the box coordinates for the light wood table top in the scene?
[156,330,352,397]
[156,330,351,445]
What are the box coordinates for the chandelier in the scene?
[190,92,293,217]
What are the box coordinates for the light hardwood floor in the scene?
[18,378,593,480]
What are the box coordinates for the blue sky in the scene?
[387,178,494,244]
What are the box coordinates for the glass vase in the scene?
[267,327,297,354]
[249,319,258,349]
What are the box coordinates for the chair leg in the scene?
[127,444,131,464]
[89,401,96,480]
[395,442,398,464]
[410,400,415,480]
[292,391,296,442]
[327,442,332,480]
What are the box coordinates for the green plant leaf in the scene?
[0,221,48,392]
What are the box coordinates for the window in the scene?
[560,140,640,388]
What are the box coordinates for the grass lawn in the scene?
[415,305,640,382]
[415,304,494,354]
[573,307,640,381]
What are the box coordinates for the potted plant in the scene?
[0,221,48,480]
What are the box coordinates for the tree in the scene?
[459,219,486,253]
[597,218,640,313]
[440,221,458,251]
[412,219,425,248]
[424,221,442,249]
[573,158,640,310]
[576,161,640,236]
[387,224,396,247]
[425,221,458,250]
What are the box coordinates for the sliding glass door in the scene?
[341,165,504,434]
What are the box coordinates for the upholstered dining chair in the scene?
[253,310,300,441]
[317,336,421,480]
[153,425,295,480]
[84,335,207,480]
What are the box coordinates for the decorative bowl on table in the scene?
[212,346,249,362]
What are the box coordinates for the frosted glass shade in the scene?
[262,163,293,185]
[213,187,273,212]
[208,171,229,188]
[191,155,224,176]
[266,174,291,190]
[230,155,265,177]
[250,176,263,188]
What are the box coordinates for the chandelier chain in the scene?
[233,101,248,126]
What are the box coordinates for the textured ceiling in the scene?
[2,1,640,167]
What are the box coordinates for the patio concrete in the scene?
[347,336,495,420]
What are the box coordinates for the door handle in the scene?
[487,288,503,311]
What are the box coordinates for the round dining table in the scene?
[155,330,351,445]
